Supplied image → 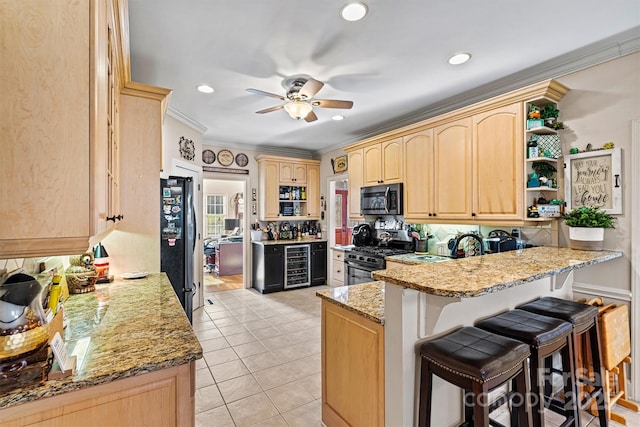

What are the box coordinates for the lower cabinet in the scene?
[0,363,195,427]
[311,242,327,286]
[331,249,345,287]
[252,243,284,294]
[321,301,384,426]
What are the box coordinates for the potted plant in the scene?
[541,104,560,127]
[563,206,615,250]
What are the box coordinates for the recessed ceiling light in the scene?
[196,84,214,94]
[332,115,345,121]
[341,2,368,21]
[448,53,472,65]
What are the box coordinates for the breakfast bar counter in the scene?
[369,247,622,426]
[0,273,202,426]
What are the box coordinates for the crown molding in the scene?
[167,107,208,134]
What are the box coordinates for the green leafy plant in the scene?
[563,206,615,228]
[540,104,560,119]
[532,162,556,178]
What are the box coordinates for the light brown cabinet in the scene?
[363,138,403,185]
[347,150,364,218]
[406,105,523,221]
[403,130,434,221]
[279,162,307,184]
[0,0,127,258]
[433,117,474,219]
[344,80,568,225]
[306,164,321,218]
[321,301,384,427]
[0,363,195,427]
[256,156,321,221]
[473,103,523,221]
[0,0,91,258]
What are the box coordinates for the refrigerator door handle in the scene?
[191,201,197,253]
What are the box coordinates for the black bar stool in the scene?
[476,309,579,426]
[517,296,609,426]
[419,326,532,427]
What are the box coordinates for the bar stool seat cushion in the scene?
[476,309,572,349]
[420,326,530,383]
[517,296,598,329]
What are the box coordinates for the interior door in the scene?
[172,161,203,312]
[335,189,350,245]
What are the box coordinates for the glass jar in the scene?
[1,274,48,361]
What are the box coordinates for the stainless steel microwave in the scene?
[360,183,403,216]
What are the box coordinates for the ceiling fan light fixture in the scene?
[196,84,215,93]
[340,2,368,21]
[332,115,345,121]
[448,52,472,65]
[284,101,313,120]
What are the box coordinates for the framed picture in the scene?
[332,155,348,174]
[564,148,622,214]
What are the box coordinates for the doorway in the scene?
[202,176,248,294]
[328,174,349,287]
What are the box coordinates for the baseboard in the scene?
[572,281,632,302]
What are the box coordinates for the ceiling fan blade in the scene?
[299,78,324,99]
[304,110,318,122]
[246,88,285,100]
[255,105,285,114]
[312,99,353,109]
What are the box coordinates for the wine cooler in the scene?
[284,245,311,289]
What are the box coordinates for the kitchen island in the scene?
[370,246,622,427]
[0,273,202,426]
[317,282,386,427]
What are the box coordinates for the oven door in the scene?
[344,261,375,286]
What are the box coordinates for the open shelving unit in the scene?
[524,97,563,222]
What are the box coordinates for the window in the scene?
[205,194,226,236]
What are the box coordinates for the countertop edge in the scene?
[372,248,623,298]
[316,282,385,325]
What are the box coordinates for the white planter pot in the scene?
[568,227,605,250]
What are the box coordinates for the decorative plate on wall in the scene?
[202,149,216,164]
[235,153,249,167]
[217,149,234,166]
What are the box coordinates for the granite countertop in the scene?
[331,245,354,252]
[0,273,202,410]
[255,238,327,246]
[385,253,450,265]
[316,282,385,324]
[372,246,622,298]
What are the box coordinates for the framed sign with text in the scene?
[564,147,622,214]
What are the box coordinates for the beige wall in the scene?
[162,114,203,177]
[556,52,639,292]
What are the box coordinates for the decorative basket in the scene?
[65,271,97,294]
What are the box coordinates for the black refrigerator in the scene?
[160,177,195,323]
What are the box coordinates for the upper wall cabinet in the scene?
[347,150,364,218]
[344,79,568,225]
[363,138,403,185]
[473,103,523,221]
[279,162,307,184]
[0,0,169,258]
[256,156,321,221]
[403,130,434,220]
[0,1,91,258]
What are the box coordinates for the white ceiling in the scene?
[127,1,640,154]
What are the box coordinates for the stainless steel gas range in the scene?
[344,243,413,286]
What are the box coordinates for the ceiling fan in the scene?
[246,75,353,122]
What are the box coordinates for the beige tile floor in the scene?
[193,286,640,427]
